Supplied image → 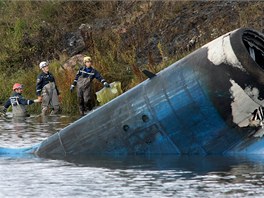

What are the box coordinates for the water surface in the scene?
[0,114,264,197]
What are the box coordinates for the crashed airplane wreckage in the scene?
[1,27,264,158]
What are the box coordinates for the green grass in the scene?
[0,1,263,114]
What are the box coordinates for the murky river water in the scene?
[1,114,264,197]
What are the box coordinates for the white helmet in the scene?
[39,61,48,69]
[83,56,92,63]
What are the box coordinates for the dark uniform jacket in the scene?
[72,66,106,86]
[36,72,60,96]
[4,92,34,109]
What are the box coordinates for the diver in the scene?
[70,56,110,116]
[0,83,40,117]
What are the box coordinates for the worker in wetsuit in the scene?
[70,56,110,115]
[36,61,61,116]
[1,83,40,117]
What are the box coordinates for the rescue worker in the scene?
[70,56,110,115]
[36,61,61,116]
[1,83,40,117]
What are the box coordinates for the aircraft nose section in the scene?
[223,29,264,128]
[240,29,264,72]
[233,29,264,103]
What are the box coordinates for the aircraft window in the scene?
[123,125,129,131]
[142,115,149,122]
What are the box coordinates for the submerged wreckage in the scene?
[1,27,264,158]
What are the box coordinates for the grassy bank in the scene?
[0,53,178,115]
[0,1,263,115]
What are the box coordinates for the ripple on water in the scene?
[1,117,264,197]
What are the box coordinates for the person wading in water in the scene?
[36,61,61,116]
[70,56,110,116]
[1,83,40,117]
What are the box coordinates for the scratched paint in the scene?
[229,79,260,127]
[205,32,244,71]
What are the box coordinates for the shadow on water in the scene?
[2,145,264,181]
[2,114,264,178]
[43,153,264,174]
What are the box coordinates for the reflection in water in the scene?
[1,115,264,197]
[59,155,238,172]
[0,114,77,147]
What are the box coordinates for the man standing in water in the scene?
[1,83,40,117]
[36,61,61,116]
[70,56,110,116]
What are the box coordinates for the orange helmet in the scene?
[13,83,23,91]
